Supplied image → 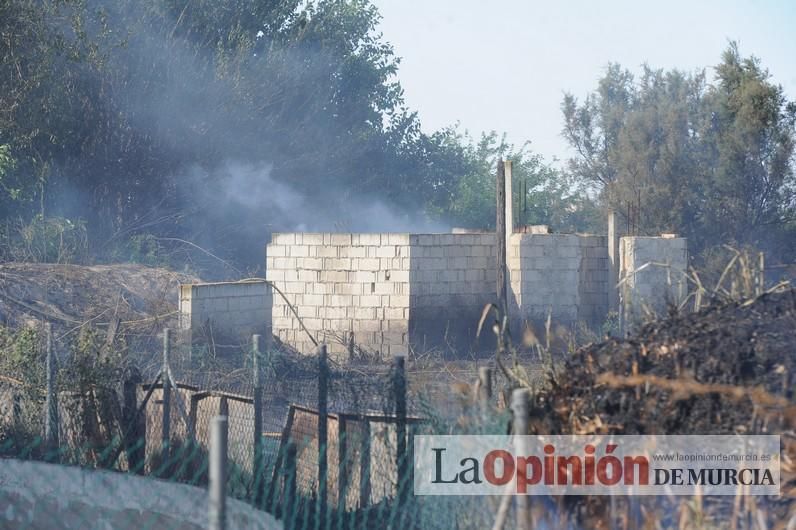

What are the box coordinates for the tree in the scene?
[700,44,796,251]
[0,0,432,270]
[562,44,796,260]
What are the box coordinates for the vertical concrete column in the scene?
[608,210,620,313]
[504,160,514,244]
[503,161,514,327]
[496,163,508,318]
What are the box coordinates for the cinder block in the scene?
[376,245,395,258]
[467,257,488,269]
[330,233,352,245]
[381,331,406,344]
[388,319,409,332]
[299,258,322,270]
[323,258,351,270]
[302,318,323,330]
[360,295,381,307]
[423,246,444,258]
[273,257,297,269]
[339,246,366,258]
[416,235,436,246]
[297,305,316,318]
[439,234,456,246]
[369,282,390,295]
[357,258,381,271]
[325,294,353,307]
[387,233,410,245]
[302,233,324,245]
[444,246,465,258]
[352,307,376,320]
[267,245,287,258]
[320,270,348,283]
[315,246,339,258]
[357,233,382,246]
[298,270,318,282]
[283,282,304,294]
[556,245,579,258]
[385,307,404,320]
[390,295,410,307]
[271,233,294,245]
[334,283,361,295]
[354,319,382,332]
[351,270,376,283]
[302,294,324,306]
[470,245,489,257]
[388,270,409,282]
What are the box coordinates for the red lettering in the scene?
[484,450,514,486]
[516,456,542,493]
[623,456,649,485]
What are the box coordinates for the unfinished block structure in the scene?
[258,231,686,358]
[180,232,687,357]
[179,229,687,358]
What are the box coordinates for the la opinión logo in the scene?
[431,444,649,493]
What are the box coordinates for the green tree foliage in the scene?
[0,0,444,267]
[432,130,598,232]
[562,44,796,260]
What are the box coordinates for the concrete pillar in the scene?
[504,160,513,247]
[608,210,620,313]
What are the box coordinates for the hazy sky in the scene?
[371,0,796,166]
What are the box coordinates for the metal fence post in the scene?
[337,415,348,515]
[511,388,531,530]
[162,328,172,456]
[284,440,298,530]
[123,368,143,473]
[478,367,492,406]
[209,415,228,530]
[44,322,59,454]
[393,355,408,510]
[252,334,264,508]
[317,344,328,530]
[188,394,198,447]
[358,420,371,509]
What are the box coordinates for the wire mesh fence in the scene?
[0,327,509,530]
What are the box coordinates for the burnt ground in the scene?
[513,289,796,528]
[537,288,796,435]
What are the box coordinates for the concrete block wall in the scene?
[511,234,582,323]
[509,234,609,327]
[256,231,684,357]
[407,233,497,352]
[179,281,271,349]
[620,236,688,325]
[266,233,411,357]
[577,235,610,324]
[265,232,613,357]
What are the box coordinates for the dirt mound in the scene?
[0,262,197,335]
[539,288,796,435]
